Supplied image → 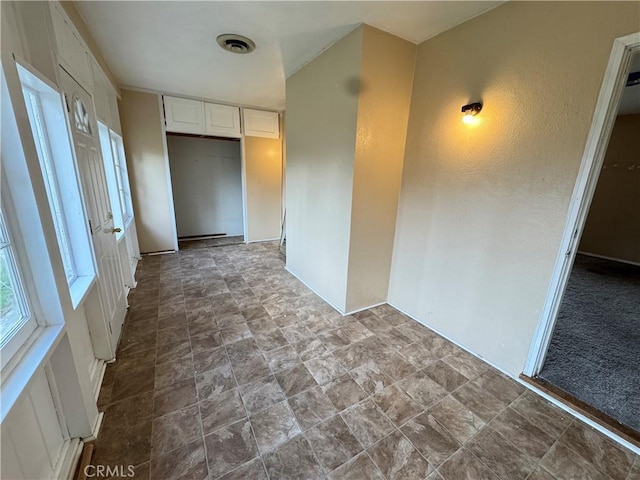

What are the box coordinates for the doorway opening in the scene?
[524,33,640,446]
[166,133,245,250]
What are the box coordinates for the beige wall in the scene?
[244,135,283,242]
[286,27,363,311]
[345,26,415,312]
[580,114,640,264]
[389,1,640,375]
[119,89,175,253]
[286,25,415,313]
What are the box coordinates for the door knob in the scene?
[110,227,122,233]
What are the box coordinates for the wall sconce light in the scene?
[461,102,482,124]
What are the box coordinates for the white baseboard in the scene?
[577,251,640,267]
[387,301,508,375]
[55,438,83,480]
[91,360,107,401]
[284,268,390,317]
[247,237,280,243]
[284,266,346,315]
[344,301,387,316]
[83,411,104,442]
[387,301,640,455]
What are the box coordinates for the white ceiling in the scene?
[618,52,640,116]
[76,1,502,110]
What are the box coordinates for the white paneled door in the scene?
[59,68,126,353]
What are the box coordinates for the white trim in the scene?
[119,84,284,114]
[54,438,83,480]
[82,411,104,442]
[246,237,280,243]
[523,32,640,377]
[240,131,249,242]
[521,384,639,455]
[44,363,70,439]
[283,270,387,317]
[68,275,96,310]
[92,360,107,401]
[344,301,387,316]
[0,324,65,422]
[284,266,346,315]
[144,250,176,256]
[13,55,59,92]
[87,358,106,398]
[388,302,506,375]
[388,301,640,455]
[158,94,180,252]
[577,251,640,267]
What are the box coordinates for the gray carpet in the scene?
[539,254,640,432]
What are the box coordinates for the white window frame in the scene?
[22,85,79,283]
[0,208,38,371]
[98,122,124,238]
[110,132,134,227]
[17,63,96,309]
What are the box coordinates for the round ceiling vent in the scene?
[216,34,256,54]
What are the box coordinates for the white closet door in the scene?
[204,103,241,138]
[243,109,279,138]
[164,96,205,134]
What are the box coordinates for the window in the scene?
[23,87,77,282]
[73,96,93,135]
[0,210,37,369]
[98,123,123,235]
[18,64,96,308]
[111,133,134,226]
[99,124,134,237]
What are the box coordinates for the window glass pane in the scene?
[0,216,30,348]
[99,122,124,231]
[74,96,93,135]
[112,135,133,223]
[111,135,132,223]
[24,89,77,282]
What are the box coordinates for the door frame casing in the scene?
[524,32,640,377]
[158,96,249,250]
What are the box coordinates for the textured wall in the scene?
[580,114,640,264]
[345,26,416,312]
[389,1,640,375]
[244,135,283,242]
[119,89,175,253]
[286,27,363,311]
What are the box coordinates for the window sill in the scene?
[0,324,65,423]
[69,274,96,309]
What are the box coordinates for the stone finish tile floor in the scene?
[94,242,639,480]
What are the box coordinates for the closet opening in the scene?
[166,133,245,250]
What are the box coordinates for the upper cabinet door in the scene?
[204,103,241,138]
[243,109,280,139]
[90,57,111,125]
[50,3,92,91]
[164,96,205,134]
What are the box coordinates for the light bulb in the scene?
[462,113,480,125]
